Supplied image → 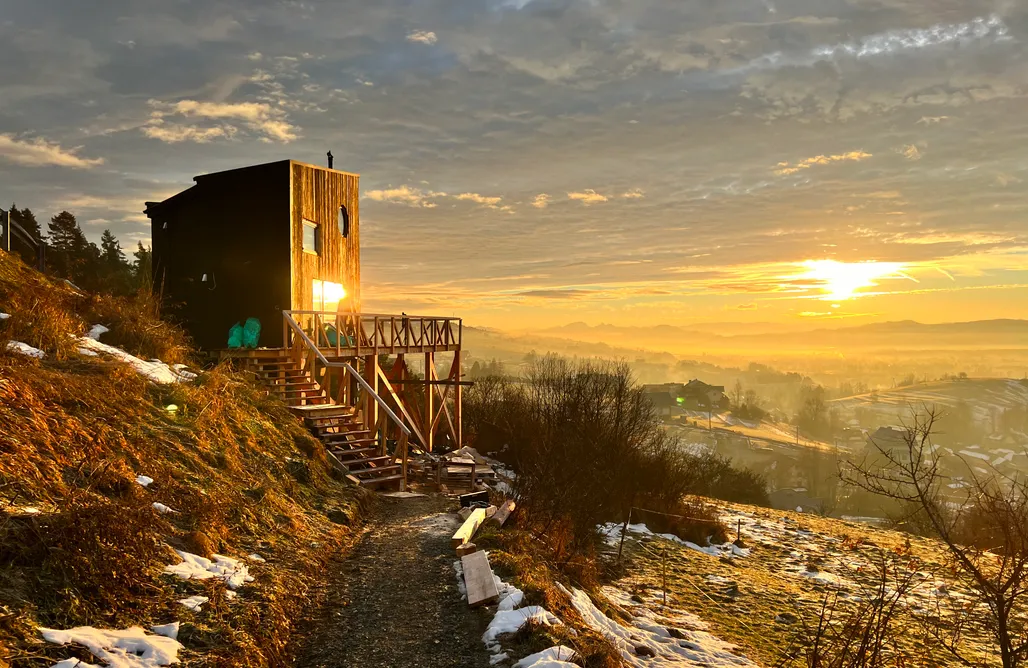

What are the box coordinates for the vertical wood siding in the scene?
[290,162,361,311]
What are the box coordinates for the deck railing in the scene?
[282,311,412,488]
[282,310,461,358]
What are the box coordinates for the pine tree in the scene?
[47,211,100,287]
[133,242,153,291]
[100,229,125,268]
[8,204,42,266]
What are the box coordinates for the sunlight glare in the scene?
[799,260,907,301]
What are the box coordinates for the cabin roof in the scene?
[144,159,360,216]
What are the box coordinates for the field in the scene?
[606,503,1000,666]
[831,378,1028,425]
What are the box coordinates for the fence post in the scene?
[617,507,632,565]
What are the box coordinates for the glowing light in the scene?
[313,280,347,311]
[799,260,907,301]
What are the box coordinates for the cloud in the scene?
[567,189,608,205]
[142,124,236,143]
[406,30,438,45]
[532,194,550,209]
[902,144,922,161]
[143,99,298,143]
[0,134,104,169]
[456,192,502,206]
[918,116,949,125]
[365,185,446,208]
[774,151,872,176]
[621,189,644,199]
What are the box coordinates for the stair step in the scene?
[294,405,355,417]
[345,455,393,467]
[353,464,401,476]
[323,436,377,446]
[316,427,371,438]
[359,474,404,487]
[330,446,379,458]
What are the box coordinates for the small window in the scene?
[338,205,350,238]
[302,219,320,254]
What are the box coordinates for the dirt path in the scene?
[296,494,494,668]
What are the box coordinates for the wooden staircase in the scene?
[245,349,405,490]
[248,352,330,407]
[294,404,404,489]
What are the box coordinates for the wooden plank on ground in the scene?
[461,550,499,607]
[451,507,486,548]
[491,499,516,527]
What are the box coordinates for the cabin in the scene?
[145,159,360,350]
[145,158,463,491]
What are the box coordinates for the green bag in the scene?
[227,322,244,349]
[242,317,261,349]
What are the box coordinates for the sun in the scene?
[798,260,907,301]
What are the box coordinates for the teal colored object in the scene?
[242,318,261,349]
[227,323,244,349]
[324,324,355,347]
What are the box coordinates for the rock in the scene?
[775,613,798,624]
[635,645,656,657]
[667,628,686,639]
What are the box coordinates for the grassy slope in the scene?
[0,253,365,667]
[616,503,997,667]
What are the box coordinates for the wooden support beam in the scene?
[454,350,463,449]
[461,550,499,607]
[424,351,435,453]
[452,507,487,548]
[375,363,426,447]
[364,354,379,441]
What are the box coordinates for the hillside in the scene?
[607,502,999,666]
[0,253,365,666]
[831,377,1028,424]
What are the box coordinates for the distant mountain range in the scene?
[536,319,1028,352]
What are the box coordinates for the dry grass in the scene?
[0,252,365,666]
[0,250,190,363]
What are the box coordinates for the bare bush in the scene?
[844,408,1028,667]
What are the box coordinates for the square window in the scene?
[302,220,320,254]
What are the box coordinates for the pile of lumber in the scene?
[451,496,517,607]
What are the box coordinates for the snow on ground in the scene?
[513,646,578,667]
[458,557,566,664]
[560,584,755,667]
[164,550,253,589]
[151,503,177,514]
[77,335,194,384]
[598,522,749,559]
[149,623,179,641]
[40,625,182,667]
[177,595,208,611]
[6,340,44,358]
[135,475,153,488]
[0,312,9,320]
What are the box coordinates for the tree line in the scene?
[6,204,150,295]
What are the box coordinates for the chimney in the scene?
[327,151,334,169]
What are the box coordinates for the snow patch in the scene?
[484,606,563,645]
[6,340,44,358]
[0,312,9,320]
[135,475,154,488]
[164,550,253,589]
[247,553,266,563]
[87,324,110,340]
[77,331,195,384]
[177,595,208,611]
[514,645,578,667]
[562,584,756,666]
[149,622,179,641]
[151,503,176,515]
[40,625,182,667]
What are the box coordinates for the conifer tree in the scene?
[133,242,153,291]
[47,211,100,288]
[8,204,42,265]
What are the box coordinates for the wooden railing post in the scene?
[399,432,409,492]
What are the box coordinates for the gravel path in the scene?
[296,495,494,668]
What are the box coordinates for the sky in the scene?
[2,0,1027,330]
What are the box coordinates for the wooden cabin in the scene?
[145,159,360,349]
[145,158,463,491]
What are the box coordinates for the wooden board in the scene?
[491,499,516,527]
[461,550,499,607]
[456,542,478,557]
[451,508,486,548]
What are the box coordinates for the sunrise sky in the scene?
[2,0,1027,329]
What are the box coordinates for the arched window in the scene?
[338,205,350,238]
